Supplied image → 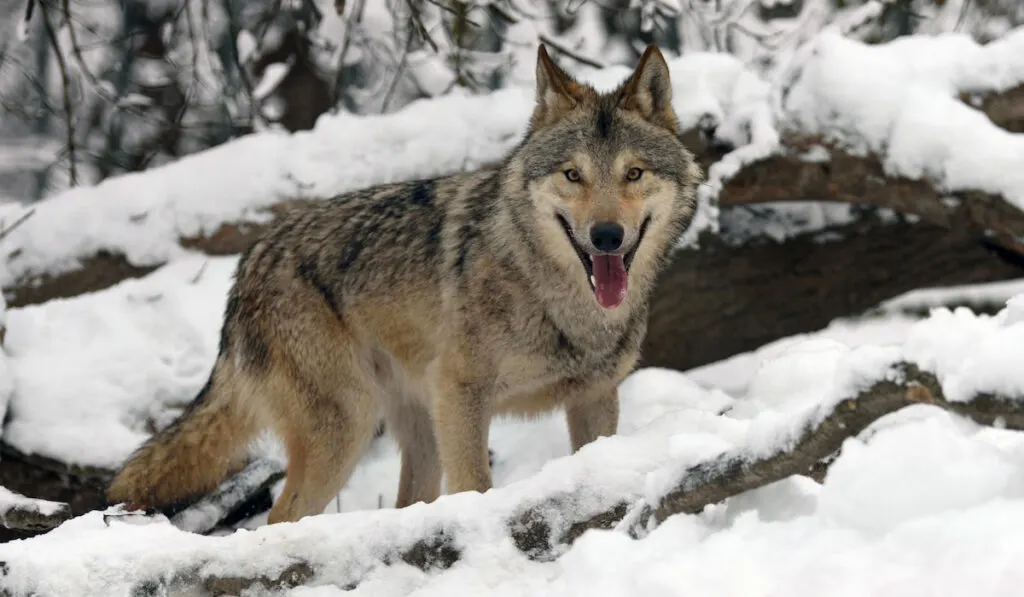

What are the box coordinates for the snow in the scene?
[780,27,1024,210]
[3,257,234,469]
[253,60,294,101]
[903,303,1024,402]
[0,486,65,519]
[236,29,258,64]
[817,412,1024,535]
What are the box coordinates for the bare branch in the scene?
[537,34,604,69]
[38,0,79,186]
[0,208,35,243]
[404,0,440,53]
[381,24,417,113]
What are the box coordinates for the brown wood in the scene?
[640,214,1023,372]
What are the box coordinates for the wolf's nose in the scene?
[590,222,624,252]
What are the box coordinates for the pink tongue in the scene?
[592,255,628,309]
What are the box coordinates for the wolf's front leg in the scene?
[565,385,620,453]
[432,358,493,495]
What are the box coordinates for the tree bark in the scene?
[640,215,1023,372]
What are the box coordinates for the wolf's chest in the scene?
[496,317,641,393]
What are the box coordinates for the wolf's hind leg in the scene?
[265,369,379,524]
[387,398,442,508]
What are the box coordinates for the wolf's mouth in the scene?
[556,215,651,310]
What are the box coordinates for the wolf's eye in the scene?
[564,168,581,183]
[626,167,644,182]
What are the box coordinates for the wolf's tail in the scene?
[106,360,258,511]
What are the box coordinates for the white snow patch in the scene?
[0,486,65,519]
[903,304,1024,402]
[780,27,1024,210]
[253,61,293,101]
[819,412,1024,535]
[3,257,235,469]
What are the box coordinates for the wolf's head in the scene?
[507,44,701,311]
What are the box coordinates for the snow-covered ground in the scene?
[3,247,1024,595]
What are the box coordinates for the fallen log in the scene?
[3,77,1022,309]
[5,361,1018,596]
[0,487,71,533]
[640,214,1023,372]
[170,459,284,534]
[143,364,1024,593]
[619,363,1024,537]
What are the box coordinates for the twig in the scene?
[423,0,482,27]
[381,24,416,113]
[954,0,973,32]
[189,260,209,285]
[0,209,35,243]
[537,34,604,69]
[404,0,440,52]
[331,0,366,106]
[38,0,78,186]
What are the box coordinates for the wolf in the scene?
[106,43,702,525]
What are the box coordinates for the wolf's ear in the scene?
[530,44,585,131]
[617,45,677,133]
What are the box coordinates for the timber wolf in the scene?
[106,44,702,525]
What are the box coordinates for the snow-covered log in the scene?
[0,487,70,533]
[4,348,1024,595]
[170,459,284,534]
[620,362,1024,538]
